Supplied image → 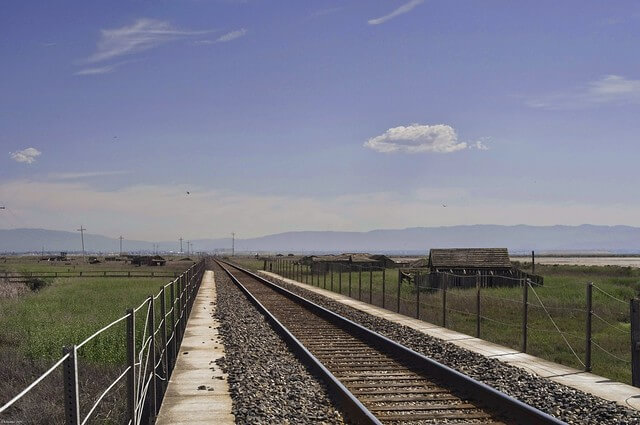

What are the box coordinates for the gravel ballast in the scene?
[256,271,640,425]
[213,264,344,424]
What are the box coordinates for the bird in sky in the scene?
[186,191,190,195]
[442,204,447,208]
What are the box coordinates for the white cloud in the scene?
[364,124,467,154]
[527,75,640,109]
[216,28,247,43]
[368,0,424,25]
[85,18,211,64]
[472,140,489,151]
[10,148,41,164]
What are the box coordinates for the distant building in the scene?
[423,248,542,288]
[299,253,396,273]
[428,248,512,274]
[126,255,167,266]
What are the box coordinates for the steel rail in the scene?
[219,260,567,425]
[217,260,380,425]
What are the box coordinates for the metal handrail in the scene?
[77,313,130,350]
[80,366,130,425]
[0,353,70,413]
[0,259,206,425]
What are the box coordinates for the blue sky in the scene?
[1,1,640,240]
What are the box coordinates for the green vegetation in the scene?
[0,257,197,422]
[253,257,639,385]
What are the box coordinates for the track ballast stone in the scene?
[257,271,640,425]
[213,264,344,424]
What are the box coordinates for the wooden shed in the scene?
[428,248,511,273]
[422,248,541,289]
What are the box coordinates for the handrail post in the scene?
[126,308,136,425]
[585,282,593,372]
[62,345,80,425]
[339,266,342,294]
[170,280,176,372]
[349,268,352,297]
[161,286,168,389]
[149,295,157,420]
[631,298,640,387]
[522,278,529,353]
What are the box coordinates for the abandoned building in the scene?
[421,248,542,289]
[299,253,396,273]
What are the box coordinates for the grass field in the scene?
[233,256,638,385]
[0,256,198,423]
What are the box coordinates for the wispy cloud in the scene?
[10,148,41,164]
[48,171,130,180]
[527,75,640,109]
[85,18,211,64]
[368,0,424,25]
[74,61,132,76]
[364,124,468,154]
[216,28,247,43]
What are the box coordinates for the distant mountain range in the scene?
[1,225,640,254]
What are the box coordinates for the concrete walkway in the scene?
[156,270,235,425]
[259,270,640,411]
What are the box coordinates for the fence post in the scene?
[442,274,447,327]
[126,308,136,425]
[585,282,592,372]
[369,268,373,304]
[323,266,327,289]
[358,268,362,301]
[149,296,157,419]
[62,345,80,425]
[161,286,168,389]
[522,278,529,353]
[476,272,481,338]
[631,299,640,387]
[416,275,420,319]
[330,264,334,291]
[382,268,386,309]
[397,269,401,313]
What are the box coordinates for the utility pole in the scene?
[119,236,124,256]
[77,225,86,260]
[186,241,191,255]
[231,232,235,257]
[179,237,183,253]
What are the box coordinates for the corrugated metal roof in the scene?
[428,248,511,269]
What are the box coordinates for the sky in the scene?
[1,0,640,241]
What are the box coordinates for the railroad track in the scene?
[216,260,565,425]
